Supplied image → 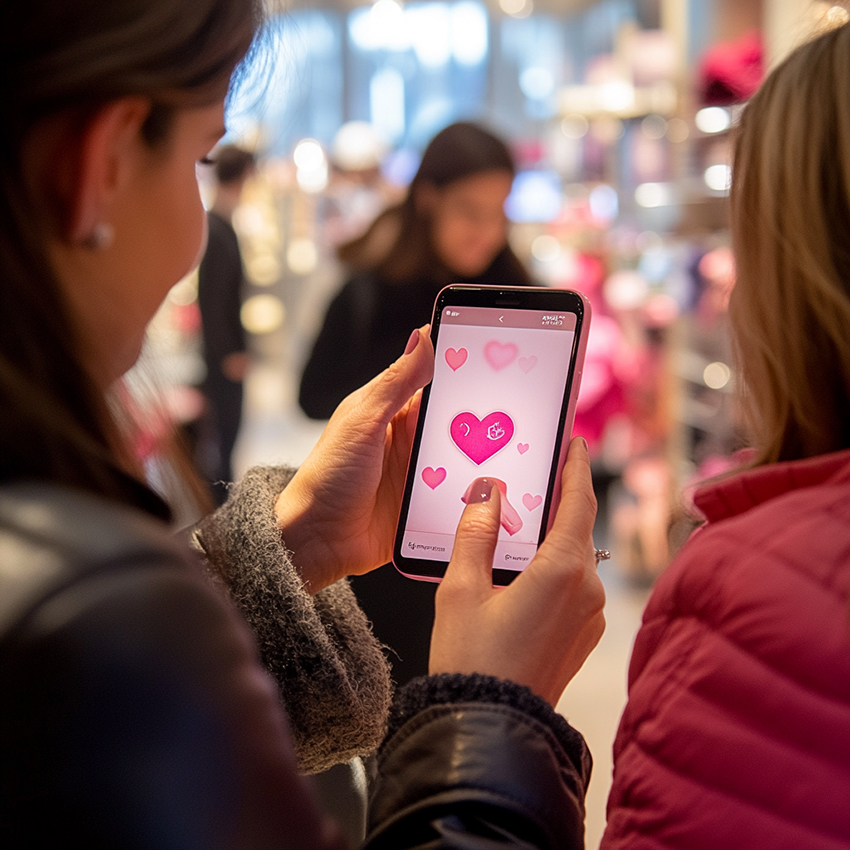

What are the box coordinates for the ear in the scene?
[64,97,152,244]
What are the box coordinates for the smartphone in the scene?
[393,284,591,585]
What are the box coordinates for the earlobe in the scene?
[80,222,115,251]
[66,97,152,246]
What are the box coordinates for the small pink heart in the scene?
[484,340,518,371]
[518,355,537,373]
[450,411,514,465]
[522,493,542,511]
[422,467,446,489]
[517,443,529,455]
[445,347,468,371]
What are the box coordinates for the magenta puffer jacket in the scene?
[603,450,850,850]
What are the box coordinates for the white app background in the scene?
[403,309,575,567]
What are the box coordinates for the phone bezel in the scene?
[392,284,589,586]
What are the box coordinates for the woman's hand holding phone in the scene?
[394,285,590,585]
[429,437,605,706]
[274,326,434,593]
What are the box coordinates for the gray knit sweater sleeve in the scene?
[190,466,393,775]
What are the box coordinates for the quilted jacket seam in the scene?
[614,734,849,845]
[647,538,847,709]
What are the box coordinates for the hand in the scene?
[429,437,606,706]
[274,326,434,593]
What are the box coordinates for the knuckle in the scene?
[459,511,499,542]
[588,578,606,614]
[381,359,404,387]
[436,571,476,603]
[565,481,597,516]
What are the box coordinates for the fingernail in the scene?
[404,329,419,356]
[467,478,494,504]
[578,436,589,453]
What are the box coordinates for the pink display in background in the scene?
[403,307,576,566]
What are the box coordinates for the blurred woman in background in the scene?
[299,122,535,687]
[299,121,531,420]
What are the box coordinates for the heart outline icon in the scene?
[450,411,514,465]
[421,467,447,489]
[484,340,518,371]
[522,493,543,511]
[518,355,537,373]
[445,348,468,371]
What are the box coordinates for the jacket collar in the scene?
[694,448,850,524]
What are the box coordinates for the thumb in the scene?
[538,436,597,568]
[441,479,502,596]
[360,325,434,426]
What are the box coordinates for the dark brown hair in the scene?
[338,122,532,287]
[0,0,263,507]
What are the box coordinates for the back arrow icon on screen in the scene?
[499,315,504,323]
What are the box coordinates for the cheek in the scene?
[482,220,508,254]
[432,214,470,264]
[187,197,209,273]
[470,213,502,241]
[139,177,205,319]
[175,181,208,278]
[451,220,505,264]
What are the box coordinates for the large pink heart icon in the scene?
[484,341,518,371]
[450,411,514,465]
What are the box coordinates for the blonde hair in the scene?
[730,22,850,465]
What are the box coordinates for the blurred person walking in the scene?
[197,145,255,503]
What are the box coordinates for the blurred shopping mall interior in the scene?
[130,1,846,845]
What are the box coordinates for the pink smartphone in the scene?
[393,284,591,586]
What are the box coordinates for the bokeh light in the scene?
[241,295,285,335]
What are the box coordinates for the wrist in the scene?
[274,483,334,594]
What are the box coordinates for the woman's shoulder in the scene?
[679,452,850,604]
[647,451,850,623]
[607,460,850,850]
[0,480,205,639]
[0,481,334,849]
[622,454,850,748]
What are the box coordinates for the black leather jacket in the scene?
[0,482,590,848]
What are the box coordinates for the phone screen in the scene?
[394,286,587,584]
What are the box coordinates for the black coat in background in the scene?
[198,211,246,501]
[299,251,531,421]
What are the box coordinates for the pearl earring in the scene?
[82,222,114,251]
